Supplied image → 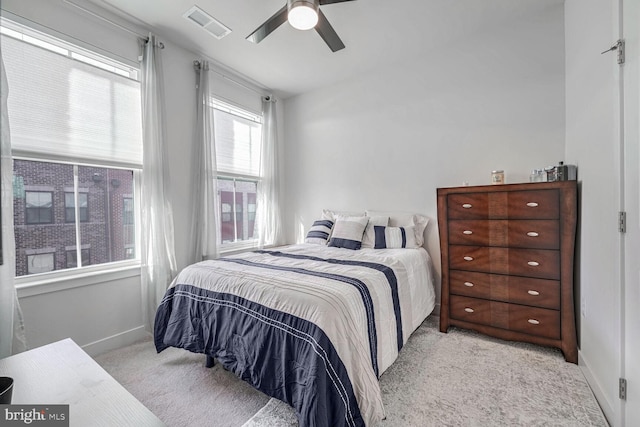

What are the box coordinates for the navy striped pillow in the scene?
[328,216,369,250]
[305,219,335,245]
[374,225,417,249]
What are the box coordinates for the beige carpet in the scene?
[95,317,608,426]
[94,338,270,426]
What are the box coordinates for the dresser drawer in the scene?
[449,270,560,309]
[448,220,559,249]
[448,190,559,220]
[447,193,489,219]
[450,295,560,339]
[450,295,493,325]
[449,246,560,280]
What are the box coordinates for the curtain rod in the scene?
[193,60,269,98]
[63,0,163,48]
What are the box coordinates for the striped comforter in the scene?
[154,244,435,427]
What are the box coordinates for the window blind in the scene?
[213,106,262,177]
[1,32,143,169]
[209,71,262,116]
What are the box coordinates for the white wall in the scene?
[1,0,198,355]
[565,0,621,424]
[16,271,144,355]
[282,2,566,310]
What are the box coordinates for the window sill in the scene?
[15,261,141,298]
[219,242,281,257]
[220,241,260,256]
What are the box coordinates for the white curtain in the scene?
[140,34,177,330]
[255,97,283,248]
[0,53,27,357]
[189,61,219,263]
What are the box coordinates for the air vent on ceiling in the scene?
[183,6,231,40]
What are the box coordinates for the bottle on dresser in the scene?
[530,162,578,183]
[529,169,545,182]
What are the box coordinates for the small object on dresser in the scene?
[529,169,545,182]
[555,161,578,181]
[491,170,505,185]
[544,166,557,182]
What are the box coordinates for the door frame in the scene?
[621,0,640,424]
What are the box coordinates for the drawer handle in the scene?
[462,203,473,209]
[527,261,540,266]
[527,290,540,296]
[463,230,473,235]
[464,308,474,313]
[526,202,539,207]
[464,281,474,287]
[527,232,539,237]
[463,256,474,261]
[528,319,540,325]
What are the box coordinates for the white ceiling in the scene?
[89,0,560,98]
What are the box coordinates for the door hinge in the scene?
[620,378,627,400]
[601,39,625,65]
[619,211,627,233]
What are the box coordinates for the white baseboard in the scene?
[81,325,150,357]
[579,349,614,426]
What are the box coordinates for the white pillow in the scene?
[327,216,369,250]
[361,215,389,249]
[321,209,366,221]
[305,219,334,245]
[412,214,429,246]
[366,210,429,246]
[373,225,417,249]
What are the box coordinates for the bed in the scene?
[154,243,436,427]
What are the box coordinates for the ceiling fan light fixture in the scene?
[246,0,349,51]
[287,0,319,31]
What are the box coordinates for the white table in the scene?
[0,338,165,426]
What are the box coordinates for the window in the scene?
[124,246,135,259]
[25,191,53,224]
[247,194,256,222]
[27,253,55,275]
[13,160,137,276]
[123,197,134,225]
[212,99,262,247]
[66,248,90,268]
[65,192,88,222]
[221,201,232,223]
[218,179,258,242]
[2,17,142,278]
[25,250,55,275]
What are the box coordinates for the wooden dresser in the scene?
[437,181,578,363]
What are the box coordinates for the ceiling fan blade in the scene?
[315,9,345,52]
[319,0,356,5]
[246,5,288,44]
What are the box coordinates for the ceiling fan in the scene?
[246,0,356,52]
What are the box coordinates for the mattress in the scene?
[154,243,436,427]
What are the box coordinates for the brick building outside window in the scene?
[13,159,136,276]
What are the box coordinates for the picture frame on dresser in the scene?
[436,181,578,363]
